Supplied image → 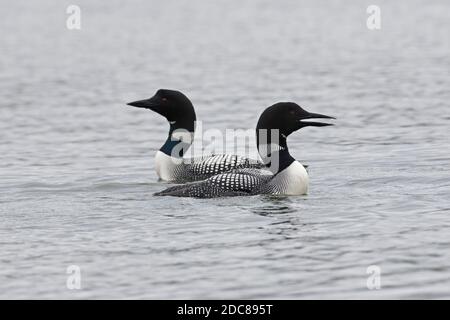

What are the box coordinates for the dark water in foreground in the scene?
[1,0,449,298]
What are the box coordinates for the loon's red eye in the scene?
[161,97,168,102]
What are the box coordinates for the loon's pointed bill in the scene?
[127,98,158,109]
[126,89,264,183]
[298,111,335,127]
[303,111,335,120]
[155,102,335,198]
[127,95,165,115]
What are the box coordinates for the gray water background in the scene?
[1,0,449,299]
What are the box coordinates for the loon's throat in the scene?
[256,130,294,174]
[261,149,295,175]
[160,124,194,158]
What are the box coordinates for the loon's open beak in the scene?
[299,111,336,127]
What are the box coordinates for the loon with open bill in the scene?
[127,89,264,182]
[154,102,335,198]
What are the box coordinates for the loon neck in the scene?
[160,123,194,158]
[263,148,296,175]
[271,148,295,174]
[256,131,295,174]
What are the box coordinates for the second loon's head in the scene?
[127,89,196,133]
[256,102,335,172]
[256,102,335,136]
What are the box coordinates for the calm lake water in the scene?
[1,0,449,299]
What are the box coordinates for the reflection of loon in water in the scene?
[127,89,264,183]
[155,102,335,198]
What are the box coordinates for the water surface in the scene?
[1,0,449,299]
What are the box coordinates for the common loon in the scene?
[154,102,335,198]
[127,89,263,182]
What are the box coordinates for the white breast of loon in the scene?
[155,151,182,181]
[268,161,309,195]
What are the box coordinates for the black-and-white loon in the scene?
[127,89,263,182]
[154,102,335,198]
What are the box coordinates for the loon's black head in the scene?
[256,102,335,137]
[127,89,196,132]
[256,102,335,173]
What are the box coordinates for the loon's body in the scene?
[127,89,263,183]
[155,102,335,198]
[155,162,309,197]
